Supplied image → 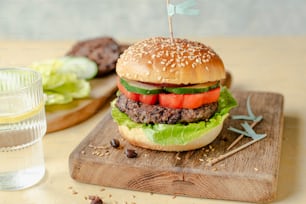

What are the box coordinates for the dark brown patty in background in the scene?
[115,94,218,124]
[66,37,126,77]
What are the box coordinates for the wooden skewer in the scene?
[166,0,174,43]
[226,120,260,151]
[207,137,263,166]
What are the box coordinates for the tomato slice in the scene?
[159,88,220,109]
[182,93,206,109]
[139,94,158,105]
[117,79,140,101]
[159,93,184,109]
[183,87,220,109]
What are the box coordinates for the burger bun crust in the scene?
[116,37,226,85]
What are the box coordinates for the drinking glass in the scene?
[0,68,46,190]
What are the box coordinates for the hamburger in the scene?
[111,37,237,151]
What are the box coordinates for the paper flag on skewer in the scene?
[166,0,200,41]
[167,0,200,16]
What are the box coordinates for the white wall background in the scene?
[0,0,306,40]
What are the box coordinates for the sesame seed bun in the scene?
[116,37,226,84]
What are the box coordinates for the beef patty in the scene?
[66,37,121,77]
[115,94,218,124]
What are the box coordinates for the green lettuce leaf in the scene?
[44,91,73,105]
[111,87,238,146]
[52,79,90,99]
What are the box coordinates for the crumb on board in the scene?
[87,195,103,204]
[67,186,78,195]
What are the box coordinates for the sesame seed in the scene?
[196,58,201,63]
[161,78,167,83]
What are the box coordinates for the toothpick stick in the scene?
[207,137,264,166]
[166,0,174,43]
[226,120,260,151]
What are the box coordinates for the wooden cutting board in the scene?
[69,91,284,203]
[45,73,117,133]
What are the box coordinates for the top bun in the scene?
[116,37,226,84]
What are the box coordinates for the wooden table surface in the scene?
[0,36,305,204]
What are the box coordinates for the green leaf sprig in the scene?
[231,96,263,122]
[228,96,266,142]
[208,96,267,166]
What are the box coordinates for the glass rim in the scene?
[0,67,42,94]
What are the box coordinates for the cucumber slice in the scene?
[164,81,220,94]
[120,78,163,95]
[59,56,98,80]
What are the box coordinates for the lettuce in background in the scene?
[30,58,93,105]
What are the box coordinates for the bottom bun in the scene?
[118,121,225,152]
